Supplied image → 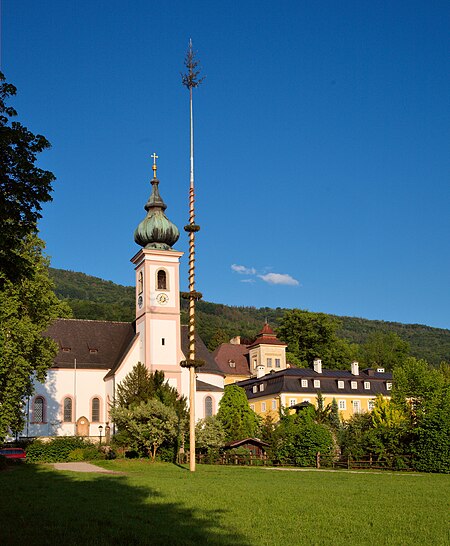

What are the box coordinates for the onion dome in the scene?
[134,154,180,250]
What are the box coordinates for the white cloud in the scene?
[258,273,299,286]
[241,278,256,283]
[231,264,257,275]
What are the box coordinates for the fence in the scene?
[193,452,416,471]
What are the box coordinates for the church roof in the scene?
[44,318,136,370]
[196,380,224,392]
[213,343,250,377]
[181,325,225,377]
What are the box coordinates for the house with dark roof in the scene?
[22,162,224,439]
[236,359,393,420]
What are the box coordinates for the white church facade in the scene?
[21,161,224,439]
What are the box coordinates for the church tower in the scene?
[131,154,185,392]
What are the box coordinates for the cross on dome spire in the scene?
[151,152,159,179]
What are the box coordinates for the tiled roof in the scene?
[247,322,287,348]
[237,367,393,399]
[44,318,136,371]
[181,325,225,376]
[213,343,250,377]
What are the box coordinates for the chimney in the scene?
[351,361,359,376]
[313,358,322,374]
[230,336,241,345]
[256,364,265,378]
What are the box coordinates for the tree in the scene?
[0,235,71,440]
[207,328,230,351]
[277,309,357,369]
[359,331,410,371]
[110,399,179,461]
[116,363,187,419]
[217,385,260,442]
[195,416,226,453]
[0,72,55,282]
[274,410,333,466]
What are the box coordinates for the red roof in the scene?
[213,343,251,377]
[247,322,287,349]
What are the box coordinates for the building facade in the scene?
[21,162,224,439]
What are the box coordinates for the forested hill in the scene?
[49,268,450,366]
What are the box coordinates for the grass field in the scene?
[0,461,448,545]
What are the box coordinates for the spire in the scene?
[134,154,179,250]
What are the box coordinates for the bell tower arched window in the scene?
[138,271,143,294]
[157,269,167,290]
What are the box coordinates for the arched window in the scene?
[92,398,100,422]
[34,397,45,423]
[205,396,213,417]
[63,397,73,422]
[138,271,143,294]
[157,269,167,290]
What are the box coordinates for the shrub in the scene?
[26,437,89,463]
[67,446,105,462]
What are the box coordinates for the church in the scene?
[22,159,225,439]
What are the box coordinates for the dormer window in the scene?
[314,379,320,389]
[89,348,98,354]
[301,379,308,388]
[259,384,265,392]
[252,386,258,393]
[157,269,167,290]
[228,360,236,368]
[62,347,71,353]
[364,381,370,390]
[351,381,358,390]
[338,380,344,389]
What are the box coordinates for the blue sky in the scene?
[2,1,449,329]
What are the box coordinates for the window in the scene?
[338,380,344,389]
[205,396,213,417]
[352,400,361,414]
[259,384,265,392]
[386,382,392,391]
[33,397,45,423]
[338,400,346,410]
[92,398,100,422]
[301,379,308,388]
[138,271,143,294]
[228,360,236,368]
[157,269,167,290]
[290,399,296,407]
[253,359,257,370]
[314,379,320,389]
[272,399,277,410]
[252,386,258,393]
[63,397,73,422]
[161,338,165,346]
[267,358,272,367]
[261,402,266,412]
[250,404,255,411]
[364,381,370,390]
[351,381,358,390]
[368,399,375,411]
[275,358,281,368]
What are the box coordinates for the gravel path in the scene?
[52,462,123,474]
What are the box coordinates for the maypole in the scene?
[180,40,204,472]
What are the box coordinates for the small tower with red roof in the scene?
[247,322,288,376]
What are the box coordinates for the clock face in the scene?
[138,295,143,308]
[156,293,169,305]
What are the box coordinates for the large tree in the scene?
[0,72,55,283]
[217,385,259,442]
[277,309,357,369]
[359,331,410,371]
[0,236,71,440]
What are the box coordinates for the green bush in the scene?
[26,437,89,463]
[67,446,105,461]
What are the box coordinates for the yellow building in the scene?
[237,359,393,421]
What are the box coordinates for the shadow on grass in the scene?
[0,463,250,545]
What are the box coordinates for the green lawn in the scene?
[0,461,448,545]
